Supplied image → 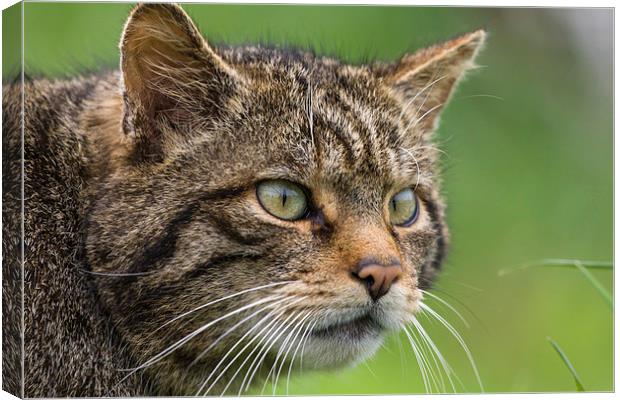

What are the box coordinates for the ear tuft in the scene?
[384,29,487,135]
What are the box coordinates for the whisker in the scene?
[407,323,445,393]
[395,328,407,380]
[188,296,294,368]
[78,269,154,277]
[202,306,291,397]
[419,302,484,392]
[427,286,487,333]
[421,290,470,328]
[401,324,431,393]
[270,310,315,395]
[455,93,505,102]
[118,294,283,384]
[197,297,306,396]
[242,308,308,393]
[409,318,458,393]
[402,71,444,136]
[152,281,296,334]
[285,313,317,395]
[399,74,448,121]
[298,318,320,375]
[407,101,446,132]
[416,145,449,157]
[235,312,300,395]
[400,147,421,189]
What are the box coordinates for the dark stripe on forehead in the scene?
[337,79,406,175]
[330,85,384,173]
[339,90,376,163]
[318,89,370,166]
[316,114,356,167]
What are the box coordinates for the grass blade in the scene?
[499,259,612,309]
[498,259,613,276]
[572,260,613,309]
[547,337,585,392]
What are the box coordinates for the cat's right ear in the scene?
[119,3,239,162]
[381,29,486,138]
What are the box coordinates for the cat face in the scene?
[86,4,484,395]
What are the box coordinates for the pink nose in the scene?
[353,260,402,301]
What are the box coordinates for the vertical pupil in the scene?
[391,198,397,212]
[281,189,288,207]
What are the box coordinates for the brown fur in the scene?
[2,3,485,396]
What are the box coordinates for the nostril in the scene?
[352,260,402,301]
[351,270,374,288]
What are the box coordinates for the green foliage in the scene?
[572,261,613,308]
[547,337,586,392]
[544,259,612,391]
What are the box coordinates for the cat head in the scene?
[86,3,485,394]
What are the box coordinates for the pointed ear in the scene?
[383,29,486,135]
[120,3,237,162]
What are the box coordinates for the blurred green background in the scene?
[3,2,613,394]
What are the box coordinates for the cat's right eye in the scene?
[388,188,419,227]
[256,180,309,221]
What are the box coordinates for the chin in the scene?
[300,317,386,370]
[292,291,417,370]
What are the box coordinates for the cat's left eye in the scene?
[388,188,419,227]
[256,179,308,221]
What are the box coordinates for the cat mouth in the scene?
[310,312,383,340]
[291,308,399,369]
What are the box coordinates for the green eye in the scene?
[256,180,308,221]
[388,188,419,226]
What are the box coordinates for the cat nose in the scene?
[352,259,402,301]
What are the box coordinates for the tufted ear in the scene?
[383,29,486,136]
[120,3,238,162]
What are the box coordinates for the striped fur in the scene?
[2,3,485,396]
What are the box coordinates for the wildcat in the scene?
[2,3,485,397]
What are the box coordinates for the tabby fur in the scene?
[2,3,485,396]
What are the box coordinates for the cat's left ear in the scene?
[119,3,241,162]
[381,29,486,135]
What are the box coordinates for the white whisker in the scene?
[119,294,283,385]
[409,318,458,393]
[402,324,431,393]
[236,312,300,395]
[416,145,449,157]
[407,323,445,392]
[206,306,291,396]
[189,295,294,368]
[197,297,306,396]
[421,290,470,328]
[400,147,421,189]
[270,310,314,395]
[407,101,446,132]
[455,94,505,101]
[257,311,308,394]
[153,281,295,334]
[298,318,320,375]
[419,302,484,391]
[243,308,307,393]
[285,314,317,395]
[398,74,448,121]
